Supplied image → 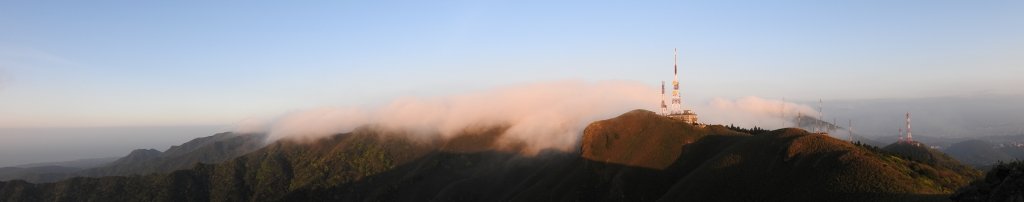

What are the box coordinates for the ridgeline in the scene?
[0,110,981,201]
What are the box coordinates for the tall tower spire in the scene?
[670,48,682,115]
[660,81,668,115]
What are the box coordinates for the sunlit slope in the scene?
[581,109,747,169]
[660,128,977,201]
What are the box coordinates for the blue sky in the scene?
[1,1,1022,128]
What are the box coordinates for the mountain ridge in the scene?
[0,109,982,201]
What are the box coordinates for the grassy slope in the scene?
[581,109,747,169]
[661,129,975,201]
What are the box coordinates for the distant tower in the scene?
[833,118,837,132]
[848,119,854,142]
[906,112,913,143]
[796,112,803,128]
[818,99,824,133]
[670,48,682,115]
[898,128,904,143]
[660,81,668,115]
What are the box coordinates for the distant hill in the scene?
[0,157,118,182]
[76,132,267,178]
[0,166,81,183]
[0,110,983,201]
[943,139,1024,168]
[0,132,266,183]
[944,140,1014,167]
[12,157,118,169]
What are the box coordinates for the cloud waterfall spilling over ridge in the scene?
[241,80,659,153]
[704,96,819,129]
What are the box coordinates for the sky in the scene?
[0,1,1022,165]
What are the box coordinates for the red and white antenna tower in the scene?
[906,112,913,143]
[670,48,682,115]
[660,81,668,115]
[898,128,903,143]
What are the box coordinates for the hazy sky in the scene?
[1,1,1022,129]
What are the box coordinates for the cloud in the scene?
[235,82,834,153]
[699,96,819,129]
[241,80,659,153]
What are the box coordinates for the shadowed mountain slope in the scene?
[0,110,982,201]
[952,160,1024,202]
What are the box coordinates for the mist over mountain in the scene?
[243,80,661,154]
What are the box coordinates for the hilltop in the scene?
[581,110,746,169]
[0,110,982,201]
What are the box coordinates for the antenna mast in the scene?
[670,48,682,115]
[906,112,913,143]
[660,81,668,115]
[898,128,903,143]
[796,112,802,129]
